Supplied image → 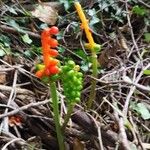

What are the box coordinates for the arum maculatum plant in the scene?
[35,26,83,150]
[75,2,101,109]
[35,26,64,150]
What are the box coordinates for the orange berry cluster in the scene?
[35,26,60,78]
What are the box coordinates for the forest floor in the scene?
[0,0,150,150]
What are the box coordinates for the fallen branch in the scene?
[0,99,50,119]
[0,25,40,39]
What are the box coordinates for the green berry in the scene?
[67,70,75,77]
[68,60,75,68]
[36,64,45,71]
[77,72,83,78]
[75,97,80,102]
[74,65,80,71]
[72,76,78,82]
[94,44,101,52]
[76,92,81,97]
[62,66,69,72]
[76,85,83,90]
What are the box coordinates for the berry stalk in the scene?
[49,80,65,150]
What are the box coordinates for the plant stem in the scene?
[49,80,65,150]
[62,103,74,132]
[87,52,98,109]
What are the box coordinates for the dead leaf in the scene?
[31,3,58,25]
[0,73,6,84]
[73,138,84,150]
[9,115,23,127]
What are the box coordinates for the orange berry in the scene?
[49,39,58,48]
[49,66,60,74]
[45,68,52,76]
[49,49,58,57]
[48,58,59,66]
[49,26,59,35]
[35,69,44,78]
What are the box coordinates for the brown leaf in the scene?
[31,3,58,25]
[0,73,6,84]
[73,138,85,150]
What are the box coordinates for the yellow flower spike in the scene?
[75,2,102,109]
[74,2,95,51]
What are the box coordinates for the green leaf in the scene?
[137,103,150,120]
[24,50,32,58]
[7,19,24,32]
[58,46,65,53]
[0,43,11,56]
[0,49,6,56]
[22,34,32,44]
[144,33,150,42]
[88,9,100,27]
[129,143,138,150]
[130,102,150,120]
[143,69,150,75]
[40,23,48,29]
[132,5,147,16]
[59,0,73,10]
[75,49,87,60]
[0,35,10,47]
[80,61,91,72]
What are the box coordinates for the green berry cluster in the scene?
[61,60,83,103]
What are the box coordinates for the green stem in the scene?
[62,103,75,132]
[87,52,98,109]
[49,80,65,150]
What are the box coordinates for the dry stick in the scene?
[129,111,145,150]
[138,0,150,9]
[0,70,18,133]
[89,75,150,92]
[0,25,40,39]
[101,97,130,149]
[119,118,130,150]
[123,63,150,116]
[1,138,25,150]
[0,99,50,119]
[0,58,47,91]
[113,102,130,150]
[125,1,142,60]
[0,85,34,95]
[87,112,104,150]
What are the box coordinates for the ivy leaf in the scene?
[59,0,73,10]
[0,43,11,56]
[137,103,150,120]
[132,5,147,16]
[129,143,138,150]
[144,33,150,42]
[22,34,32,44]
[7,19,25,33]
[88,9,100,27]
[143,69,150,75]
[131,102,150,120]
[58,46,65,53]
[0,35,10,47]
[0,49,6,57]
